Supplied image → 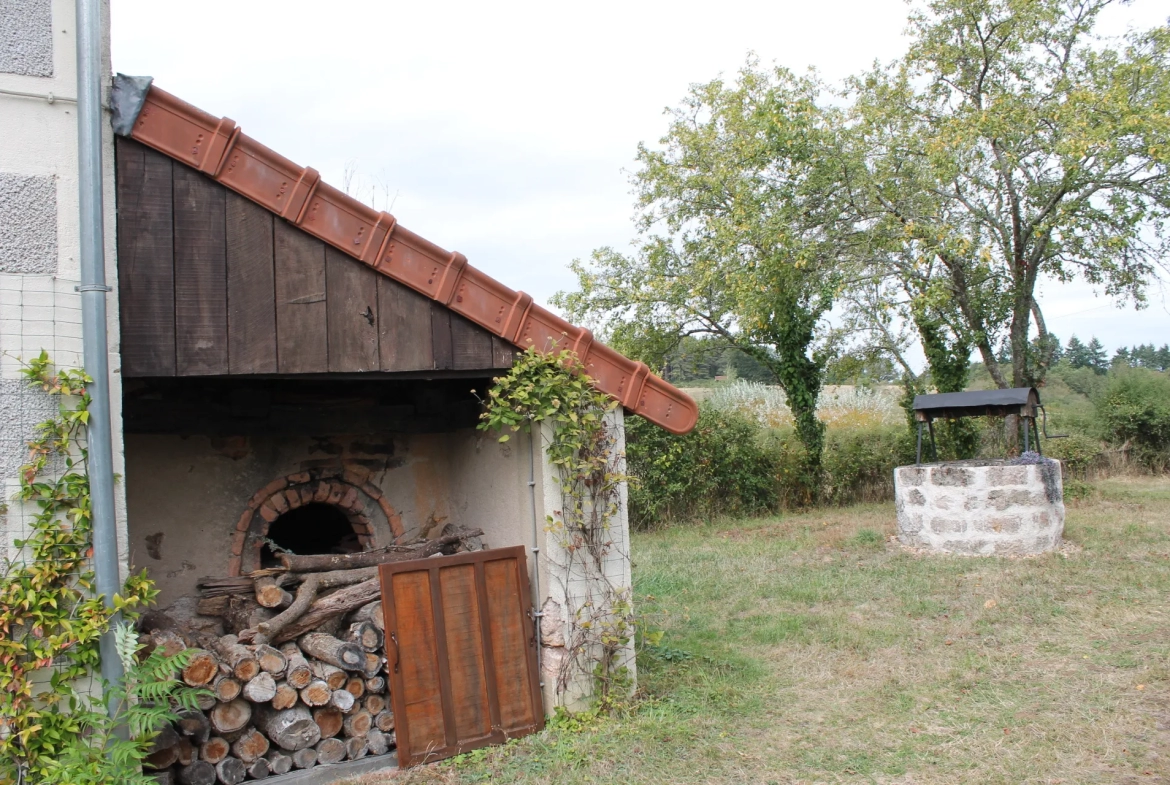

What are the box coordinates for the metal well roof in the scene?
[913,388,1040,419]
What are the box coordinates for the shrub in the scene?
[1042,432,1105,477]
[1056,363,1109,398]
[1095,369,1170,470]
[626,405,913,527]
[820,424,915,504]
[626,406,777,528]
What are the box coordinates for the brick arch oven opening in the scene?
[230,471,405,576]
[261,503,360,568]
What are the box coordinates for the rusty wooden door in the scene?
[378,545,544,767]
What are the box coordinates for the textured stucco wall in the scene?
[894,461,1065,555]
[0,0,126,580]
[533,409,635,711]
[0,378,63,562]
[0,0,53,76]
[0,173,57,273]
[445,425,537,554]
[447,411,636,711]
[125,430,483,606]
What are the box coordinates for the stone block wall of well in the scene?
[894,462,1065,556]
[1,0,125,574]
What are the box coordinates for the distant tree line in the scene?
[1057,335,1170,375]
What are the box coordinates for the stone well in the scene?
[894,459,1064,555]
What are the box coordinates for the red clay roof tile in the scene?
[115,83,697,434]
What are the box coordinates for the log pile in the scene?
[142,527,482,781]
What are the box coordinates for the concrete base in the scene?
[894,460,1065,556]
[260,755,396,784]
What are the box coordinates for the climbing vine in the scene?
[479,346,639,710]
[902,302,978,460]
[0,352,184,783]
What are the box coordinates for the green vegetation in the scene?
[556,0,1170,463]
[368,477,1170,785]
[0,354,198,785]
[626,354,1168,526]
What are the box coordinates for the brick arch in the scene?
[228,470,403,576]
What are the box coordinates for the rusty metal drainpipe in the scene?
[75,0,124,712]
[528,423,544,691]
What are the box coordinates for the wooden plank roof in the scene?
[110,77,697,435]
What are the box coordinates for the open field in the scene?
[353,477,1170,784]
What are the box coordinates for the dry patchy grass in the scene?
[351,477,1170,785]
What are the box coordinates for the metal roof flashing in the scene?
[111,81,698,435]
[110,74,153,137]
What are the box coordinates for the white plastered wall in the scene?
[444,409,637,712]
[0,0,127,580]
[534,409,636,711]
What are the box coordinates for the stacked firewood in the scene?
[141,527,482,783]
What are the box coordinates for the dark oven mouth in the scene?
[260,502,362,568]
[230,473,403,576]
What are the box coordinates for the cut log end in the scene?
[374,709,395,733]
[215,757,246,785]
[266,751,293,776]
[272,681,299,710]
[229,726,270,764]
[300,679,332,707]
[315,737,347,765]
[257,705,322,752]
[342,708,372,738]
[312,707,343,739]
[180,649,218,686]
[345,735,369,760]
[366,728,390,756]
[209,699,252,735]
[242,671,277,703]
[177,760,216,785]
[330,688,356,713]
[292,747,318,770]
[200,736,230,765]
[246,758,271,779]
[363,694,386,715]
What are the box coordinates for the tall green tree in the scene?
[851,0,1170,390]
[1066,334,1089,367]
[555,65,859,497]
[1086,336,1109,374]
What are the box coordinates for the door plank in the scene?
[172,166,228,375]
[387,570,445,764]
[439,564,491,741]
[430,304,453,369]
[473,561,504,735]
[226,192,276,374]
[484,557,538,729]
[326,248,380,372]
[491,336,516,369]
[116,138,176,376]
[450,315,494,370]
[377,277,434,371]
[274,221,327,373]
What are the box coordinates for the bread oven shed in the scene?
[109,77,697,774]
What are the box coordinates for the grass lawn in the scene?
[355,477,1170,784]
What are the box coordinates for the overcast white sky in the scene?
[111,0,1170,359]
